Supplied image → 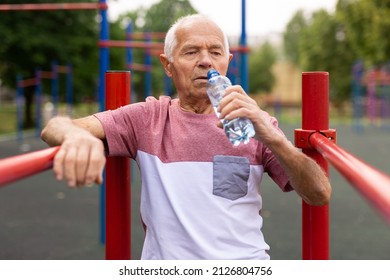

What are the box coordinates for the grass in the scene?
[0,104,17,135]
[0,102,99,136]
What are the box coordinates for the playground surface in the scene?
[0,123,389,260]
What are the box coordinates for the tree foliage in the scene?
[336,0,390,66]
[248,42,277,94]
[283,10,307,66]
[0,0,99,127]
[0,0,278,122]
[283,0,390,103]
[0,0,99,96]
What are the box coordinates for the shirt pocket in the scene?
[212,155,250,200]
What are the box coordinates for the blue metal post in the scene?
[164,73,171,96]
[227,50,239,85]
[126,22,135,99]
[240,0,248,92]
[16,74,24,142]
[352,61,364,133]
[52,61,59,116]
[126,22,133,67]
[66,64,73,116]
[99,0,109,245]
[144,32,152,98]
[35,69,42,138]
[99,0,109,112]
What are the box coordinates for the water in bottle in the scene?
[207,69,255,146]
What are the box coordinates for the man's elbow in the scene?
[305,183,332,206]
[40,116,67,146]
[40,122,51,145]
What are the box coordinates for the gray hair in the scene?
[164,14,230,62]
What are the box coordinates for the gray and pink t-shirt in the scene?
[95,96,292,260]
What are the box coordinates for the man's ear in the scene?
[228,53,233,63]
[159,54,172,77]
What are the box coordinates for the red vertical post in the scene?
[105,71,131,260]
[301,72,330,259]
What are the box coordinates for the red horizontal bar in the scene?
[150,49,163,57]
[99,40,164,50]
[39,71,54,79]
[127,63,152,72]
[0,146,60,187]
[310,132,390,224]
[230,46,250,53]
[56,65,71,73]
[18,78,38,87]
[0,3,107,11]
[127,32,166,40]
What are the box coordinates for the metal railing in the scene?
[295,72,390,260]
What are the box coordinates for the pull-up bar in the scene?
[310,132,390,223]
[0,3,107,11]
[98,40,164,50]
[127,32,167,40]
[17,77,38,88]
[295,72,390,260]
[0,146,60,187]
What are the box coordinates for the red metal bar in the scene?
[17,78,38,87]
[0,3,107,11]
[127,32,166,40]
[127,63,152,72]
[0,147,60,187]
[56,65,71,73]
[105,71,131,260]
[99,40,164,50]
[297,72,330,260]
[230,46,250,53]
[40,71,54,79]
[310,132,390,224]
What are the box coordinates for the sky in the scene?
[107,0,338,39]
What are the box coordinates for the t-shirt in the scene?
[95,96,292,260]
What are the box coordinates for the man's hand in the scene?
[217,86,332,206]
[53,132,105,187]
[218,85,280,146]
[41,116,106,188]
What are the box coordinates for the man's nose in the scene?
[198,51,212,68]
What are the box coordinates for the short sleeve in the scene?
[261,117,293,192]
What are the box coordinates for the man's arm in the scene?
[261,131,331,206]
[219,86,332,206]
[41,116,106,187]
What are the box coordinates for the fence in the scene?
[1,72,390,260]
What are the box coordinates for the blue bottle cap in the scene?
[207,69,220,80]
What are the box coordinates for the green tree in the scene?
[336,0,390,66]
[248,42,277,94]
[299,9,354,102]
[0,0,99,128]
[283,10,308,66]
[283,0,390,104]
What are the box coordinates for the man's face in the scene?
[162,21,232,101]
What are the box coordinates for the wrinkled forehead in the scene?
[175,20,226,49]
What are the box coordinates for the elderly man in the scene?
[41,14,331,260]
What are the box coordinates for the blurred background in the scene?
[0,0,389,260]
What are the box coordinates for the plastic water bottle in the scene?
[207,69,255,146]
